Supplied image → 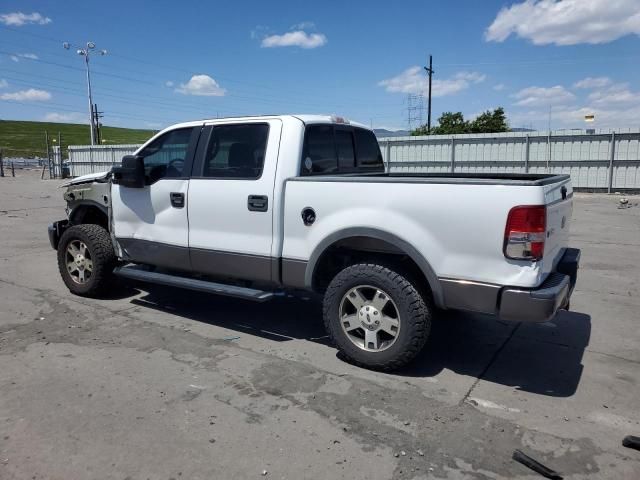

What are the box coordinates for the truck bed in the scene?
[289,172,569,186]
[282,172,572,294]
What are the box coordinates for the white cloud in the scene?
[493,83,506,91]
[43,112,85,123]
[511,85,575,107]
[510,78,640,129]
[588,83,640,106]
[290,21,315,30]
[0,79,8,88]
[379,67,485,97]
[261,30,327,49]
[512,103,640,129]
[0,12,52,26]
[9,52,39,62]
[573,77,612,89]
[176,75,226,96]
[485,0,640,45]
[250,25,269,40]
[378,67,424,94]
[0,88,51,101]
[165,80,174,87]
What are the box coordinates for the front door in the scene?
[187,119,282,283]
[112,126,201,271]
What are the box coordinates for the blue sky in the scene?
[1,0,639,132]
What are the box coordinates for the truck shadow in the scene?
[399,309,591,397]
[126,283,590,398]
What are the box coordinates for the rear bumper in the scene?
[48,220,69,250]
[499,248,580,322]
[440,247,581,323]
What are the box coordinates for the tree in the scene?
[430,112,469,135]
[412,108,509,135]
[469,107,509,133]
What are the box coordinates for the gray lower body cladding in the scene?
[115,237,305,287]
[60,231,580,324]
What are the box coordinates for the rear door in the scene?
[187,119,282,283]
[111,126,201,271]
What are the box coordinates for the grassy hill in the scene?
[0,120,156,158]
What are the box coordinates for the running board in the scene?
[114,266,274,302]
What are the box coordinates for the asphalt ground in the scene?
[1,169,639,479]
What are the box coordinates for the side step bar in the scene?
[114,265,274,302]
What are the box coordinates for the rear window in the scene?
[336,129,355,170]
[301,125,384,176]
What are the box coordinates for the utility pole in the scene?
[424,55,434,134]
[93,103,104,143]
[63,41,107,145]
[547,105,552,172]
[45,130,52,179]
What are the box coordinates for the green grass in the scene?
[0,120,156,158]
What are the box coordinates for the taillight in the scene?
[504,205,546,261]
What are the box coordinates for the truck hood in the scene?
[60,170,111,187]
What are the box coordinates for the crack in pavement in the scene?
[460,322,521,406]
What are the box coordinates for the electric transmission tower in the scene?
[407,94,425,133]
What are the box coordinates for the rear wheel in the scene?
[323,263,432,371]
[57,224,116,297]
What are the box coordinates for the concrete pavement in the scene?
[0,169,639,479]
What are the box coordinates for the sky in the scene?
[1,0,640,133]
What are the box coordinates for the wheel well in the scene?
[311,236,432,298]
[70,205,109,231]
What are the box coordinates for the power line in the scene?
[0,51,402,112]
[0,50,155,85]
[0,99,181,124]
[0,63,404,117]
[0,26,401,106]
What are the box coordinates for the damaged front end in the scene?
[48,170,113,250]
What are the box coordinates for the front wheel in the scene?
[57,224,116,297]
[323,263,432,371]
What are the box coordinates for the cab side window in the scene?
[139,128,193,184]
[301,125,384,175]
[302,125,338,175]
[203,123,269,179]
[354,128,384,171]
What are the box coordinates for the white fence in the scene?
[379,129,640,191]
[66,128,640,191]
[67,144,140,177]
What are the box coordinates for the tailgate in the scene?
[542,176,573,273]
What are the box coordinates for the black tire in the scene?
[57,224,116,297]
[323,263,432,371]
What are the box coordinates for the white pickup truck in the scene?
[49,115,580,370]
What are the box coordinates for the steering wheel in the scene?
[166,158,184,178]
[168,158,184,170]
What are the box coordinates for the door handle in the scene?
[247,195,268,212]
[170,192,185,208]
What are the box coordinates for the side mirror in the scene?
[112,155,145,188]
